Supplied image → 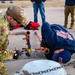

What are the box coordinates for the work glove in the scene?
[13,50,20,60]
[24,21,40,30]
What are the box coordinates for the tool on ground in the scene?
[23,31,31,57]
[13,47,40,60]
[10,31,49,59]
[34,31,50,54]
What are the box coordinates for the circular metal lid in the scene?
[16,60,67,75]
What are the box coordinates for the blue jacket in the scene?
[41,22,75,53]
[65,0,75,6]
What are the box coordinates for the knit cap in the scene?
[52,50,71,63]
[6,5,29,26]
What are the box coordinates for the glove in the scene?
[13,50,20,60]
[24,21,40,30]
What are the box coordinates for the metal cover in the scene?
[15,59,67,75]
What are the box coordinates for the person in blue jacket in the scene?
[41,22,75,63]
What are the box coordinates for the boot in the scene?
[69,24,74,29]
[63,24,67,28]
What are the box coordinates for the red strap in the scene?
[13,24,22,29]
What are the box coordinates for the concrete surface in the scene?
[0,1,75,75]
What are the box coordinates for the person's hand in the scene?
[35,47,48,52]
[35,47,50,54]
[24,21,40,30]
[54,48,64,54]
[13,50,20,60]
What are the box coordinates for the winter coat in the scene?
[65,0,75,6]
[41,22,75,53]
